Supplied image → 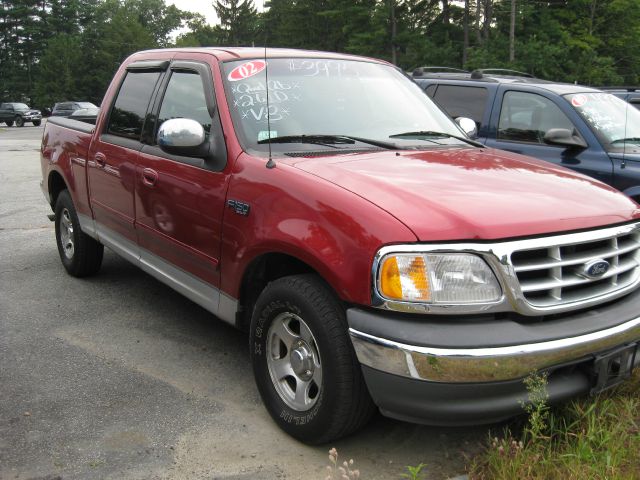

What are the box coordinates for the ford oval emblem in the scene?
[581,259,610,279]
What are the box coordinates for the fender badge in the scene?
[227,199,250,216]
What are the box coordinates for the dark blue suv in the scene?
[413,70,640,203]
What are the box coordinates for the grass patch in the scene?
[469,370,640,479]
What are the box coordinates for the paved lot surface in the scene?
[0,122,487,480]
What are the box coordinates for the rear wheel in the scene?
[5,120,13,127]
[250,274,375,444]
[54,189,104,277]
[15,116,24,127]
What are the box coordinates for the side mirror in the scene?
[455,117,478,138]
[543,128,588,149]
[157,118,208,157]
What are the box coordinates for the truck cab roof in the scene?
[133,46,387,65]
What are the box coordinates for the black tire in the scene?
[33,120,41,126]
[15,116,24,127]
[5,120,13,127]
[54,189,104,277]
[250,274,375,444]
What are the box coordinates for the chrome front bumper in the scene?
[350,315,640,383]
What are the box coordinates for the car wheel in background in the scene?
[15,116,24,127]
[5,120,13,127]
[33,120,41,126]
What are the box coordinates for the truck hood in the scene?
[292,147,640,241]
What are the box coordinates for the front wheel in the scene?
[15,116,24,127]
[54,189,104,277]
[250,274,375,444]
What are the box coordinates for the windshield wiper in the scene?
[389,130,484,147]
[611,137,640,145]
[257,134,397,150]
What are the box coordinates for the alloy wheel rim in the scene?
[60,208,74,259]
[266,312,322,411]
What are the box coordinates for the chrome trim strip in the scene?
[96,224,140,263]
[139,249,224,320]
[85,222,238,326]
[372,222,640,316]
[77,213,99,240]
[349,315,640,383]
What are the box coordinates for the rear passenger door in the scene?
[135,57,230,294]
[485,87,613,185]
[88,62,165,246]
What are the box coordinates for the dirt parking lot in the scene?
[0,122,487,480]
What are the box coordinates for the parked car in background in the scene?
[598,87,640,110]
[51,101,99,117]
[413,69,640,203]
[69,106,100,124]
[0,102,42,127]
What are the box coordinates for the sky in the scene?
[167,0,265,26]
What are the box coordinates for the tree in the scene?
[213,0,258,46]
[33,34,83,107]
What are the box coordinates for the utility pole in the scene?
[509,0,516,62]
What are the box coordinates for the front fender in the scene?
[220,154,417,305]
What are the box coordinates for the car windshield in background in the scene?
[566,92,640,153]
[222,58,467,154]
[76,102,97,109]
[13,103,29,110]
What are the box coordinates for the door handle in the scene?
[142,168,158,187]
[94,152,106,168]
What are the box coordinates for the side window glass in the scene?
[107,71,160,139]
[158,71,211,137]
[424,84,437,98]
[432,85,488,126]
[498,91,575,144]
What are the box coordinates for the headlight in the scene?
[377,253,501,304]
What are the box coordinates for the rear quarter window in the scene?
[431,85,488,126]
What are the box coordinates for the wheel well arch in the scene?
[48,171,68,208]
[236,252,330,332]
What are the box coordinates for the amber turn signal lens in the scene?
[379,255,431,301]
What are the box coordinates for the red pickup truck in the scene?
[41,47,640,444]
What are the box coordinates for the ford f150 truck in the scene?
[41,48,640,444]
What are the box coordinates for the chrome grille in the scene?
[511,228,640,308]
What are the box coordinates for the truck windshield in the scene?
[565,92,640,153]
[13,103,29,110]
[222,58,467,154]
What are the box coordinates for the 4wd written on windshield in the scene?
[40,48,640,444]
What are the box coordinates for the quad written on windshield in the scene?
[222,58,467,154]
[566,92,640,153]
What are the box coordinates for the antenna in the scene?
[264,44,275,169]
